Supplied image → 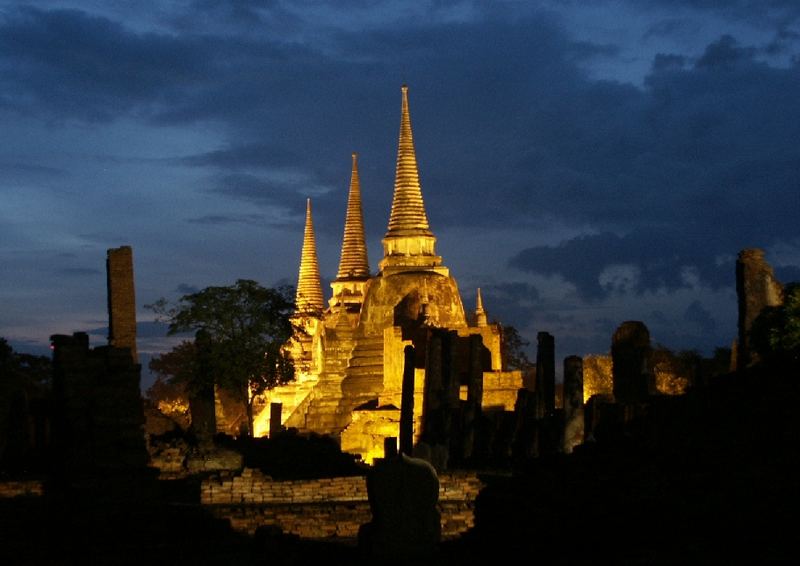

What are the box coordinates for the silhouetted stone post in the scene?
[736,248,784,369]
[423,331,443,447]
[511,388,539,461]
[611,321,652,404]
[563,355,584,453]
[461,334,485,460]
[359,452,441,562]
[106,246,138,364]
[400,345,416,455]
[190,329,216,442]
[384,436,398,459]
[269,402,282,438]
[535,332,555,417]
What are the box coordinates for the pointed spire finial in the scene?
[336,152,370,280]
[475,287,488,327]
[295,198,324,313]
[385,84,432,237]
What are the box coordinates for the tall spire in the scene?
[336,153,370,280]
[295,198,324,313]
[386,85,432,237]
[475,287,488,327]
[380,85,442,273]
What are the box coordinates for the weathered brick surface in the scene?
[106,246,138,363]
[0,480,44,498]
[201,468,483,539]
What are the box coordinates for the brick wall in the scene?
[201,468,483,539]
[0,480,44,498]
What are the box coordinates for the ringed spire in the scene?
[336,152,370,280]
[475,287,488,327]
[385,85,432,237]
[295,198,324,313]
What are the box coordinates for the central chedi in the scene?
[254,86,519,463]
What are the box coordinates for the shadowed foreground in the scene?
[2,364,798,565]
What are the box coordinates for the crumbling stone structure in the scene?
[201,467,482,539]
[50,332,150,488]
[736,248,784,369]
[252,86,521,463]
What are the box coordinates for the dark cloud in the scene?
[56,267,102,277]
[509,231,731,300]
[180,143,300,170]
[0,161,64,178]
[175,283,200,295]
[643,18,699,41]
[683,300,717,334]
[0,6,214,121]
[506,31,799,298]
[86,321,169,339]
[776,265,800,283]
[638,0,800,23]
[206,173,307,211]
[478,282,542,328]
[2,3,798,365]
[186,213,266,226]
[696,35,757,68]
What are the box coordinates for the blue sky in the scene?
[2,1,799,386]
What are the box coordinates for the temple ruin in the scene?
[252,86,521,462]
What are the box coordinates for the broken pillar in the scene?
[421,329,461,467]
[612,321,653,404]
[736,248,784,369]
[400,345,415,455]
[190,330,216,442]
[384,436,398,459]
[563,355,584,454]
[269,402,282,438]
[535,332,555,417]
[461,334,485,461]
[106,246,138,364]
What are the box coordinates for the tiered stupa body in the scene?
[339,85,468,415]
[255,87,514,459]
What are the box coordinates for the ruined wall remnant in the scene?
[736,248,784,368]
[201,467,483,540]
[106,246,138,363]
[50,332,149,479]
[611,321,653,404]
[583,355,613,402]
[563,356,584,454]
[535,331,555,417]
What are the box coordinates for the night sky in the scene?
[2,1,799,386]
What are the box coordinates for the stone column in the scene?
[611,321,652,404]
[106,246,138,363]
[269,402,282,438]
[191,330,216,442]
[563,356,584,454]
[400,345,416,455]
[384,437,398,459]
[461,334,485,460]
[535,332,555,417]
[736,248,783,369]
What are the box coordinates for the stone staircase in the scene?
[341,335,384,402]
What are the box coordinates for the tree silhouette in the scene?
[148,280,295,436]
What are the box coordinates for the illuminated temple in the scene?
[252,86,522,462]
